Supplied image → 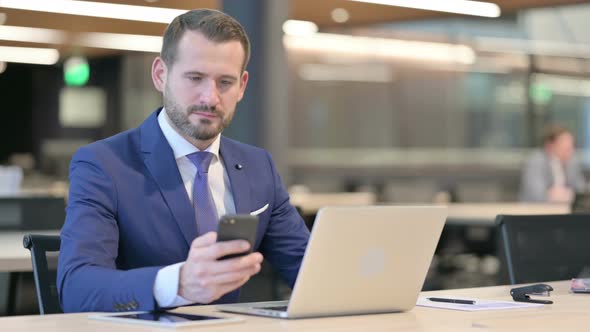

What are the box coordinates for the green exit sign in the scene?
[64,56,90,86]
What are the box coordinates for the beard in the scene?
[164,87,233,141]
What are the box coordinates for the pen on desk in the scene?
[427,297,476,305]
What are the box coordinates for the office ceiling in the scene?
[0,0,588,57]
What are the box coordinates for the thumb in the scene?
[191,232,217,249]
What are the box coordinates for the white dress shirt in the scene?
[550,156,566,187]
[153,108,236,308]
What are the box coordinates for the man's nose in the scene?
[200,80,221,106]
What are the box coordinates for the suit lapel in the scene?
[140,110,197,246]
[220,137,251,214]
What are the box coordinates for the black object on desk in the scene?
[427,297,475,305]
[510,283,554,304]
[0,196,65,230]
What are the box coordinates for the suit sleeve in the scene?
[258,151,310,288]
[519,154,549,202]
[570,157,587,193]
[57,146,162,312]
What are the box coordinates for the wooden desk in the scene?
[289,192,377,215]
[0,231,59,272]
[446,203,571,226]
[290,198,570,226]
[1,281,587,331]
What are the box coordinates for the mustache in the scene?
[188,104,217,114]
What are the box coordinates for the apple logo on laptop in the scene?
[359,247,385,278]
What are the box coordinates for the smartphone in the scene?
[217,214,259,260]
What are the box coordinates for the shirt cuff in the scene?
[154,262,195,308]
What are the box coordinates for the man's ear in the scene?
[237,70,249,102]
[151,57,168,92]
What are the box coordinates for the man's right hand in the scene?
[547,185,574,203]
[178,232,263,304]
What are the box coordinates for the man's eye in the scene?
[188,76,202,81]
[220,80,233,86]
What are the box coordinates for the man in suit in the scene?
[519,124,586,202]
[57,9,310,312]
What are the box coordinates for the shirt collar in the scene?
[157,108,221,160]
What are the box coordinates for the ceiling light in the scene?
[74,32,162,53]
[0,25,66,44]
[284,33,475,64]
[0,46,59,65]
[348,0,501,18]
[283,20,318,37]
[0,0,186,24]
[0,25,162,53]
[331,8,350,23]
[299,63,394,82]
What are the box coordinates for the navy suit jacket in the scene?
[57,109,310,312]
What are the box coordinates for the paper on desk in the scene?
[416,296,544,311]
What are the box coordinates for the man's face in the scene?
[154,30,248,142]
[549,132,575,163]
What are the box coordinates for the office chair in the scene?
[22,234,62,314]
[572,193,590,213]
[496,214,590,284]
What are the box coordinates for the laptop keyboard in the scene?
[259,305,288,312]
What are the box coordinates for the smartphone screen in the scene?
[115,311,221,322]
[217,214,259,260]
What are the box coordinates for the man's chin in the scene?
[191,126,222,141]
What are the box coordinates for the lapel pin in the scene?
[235,164,243,170]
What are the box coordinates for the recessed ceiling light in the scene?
[331,8,350,23]
[282,20,318,37]
[284,33,475,64]
[0,46,60,65]
[348,0,501,18]
[0,25,162,53]
[0,25,66,44]
[0,0,186,24]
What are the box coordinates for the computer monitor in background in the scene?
[0,196,65,230]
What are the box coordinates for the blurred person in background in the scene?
[519,124,585,203]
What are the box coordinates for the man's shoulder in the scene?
[527,149,547,163]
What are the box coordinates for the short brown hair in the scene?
[161,9,250,71]
[542,124,571,144]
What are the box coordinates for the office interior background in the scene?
[1,0,589,316]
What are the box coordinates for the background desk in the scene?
[0,281,586,331]
[0,231,59,273]
[446,203,570,226]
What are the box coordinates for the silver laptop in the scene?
[217,205,447,319]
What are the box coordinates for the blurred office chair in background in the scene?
[571,193,590,213]
[496,214,590,284]
[22,234,62,314]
